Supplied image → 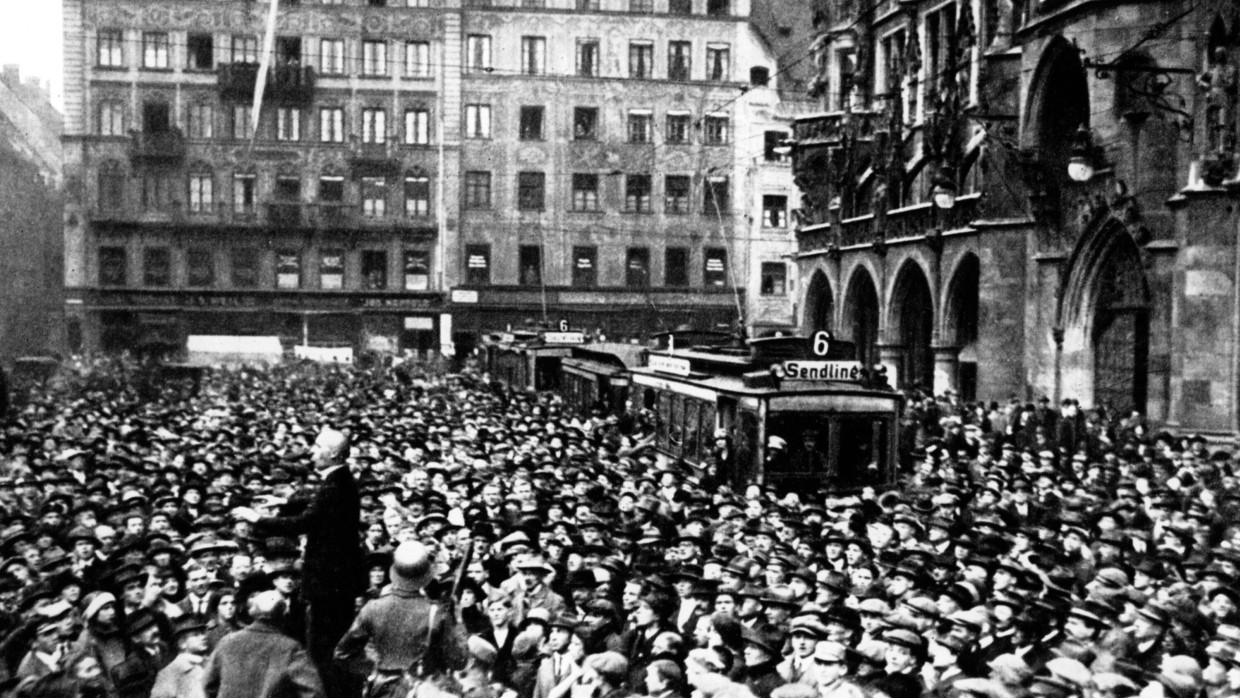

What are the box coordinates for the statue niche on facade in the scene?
[1198,46,1238,154]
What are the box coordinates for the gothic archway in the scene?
[804,271,834,334]
[945,253,980,400]
[1059,219,1150,413]
[1026,36,1090,229]
[843,268,879,367]
[890,261,934,390]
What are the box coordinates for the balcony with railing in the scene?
[792,110,882,149]
[795,193,982,253]
[130,129,186,165]
[218,63,316,105]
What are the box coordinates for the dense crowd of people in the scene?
[0,354,1235,698]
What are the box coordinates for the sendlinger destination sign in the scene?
[781,360,865,382]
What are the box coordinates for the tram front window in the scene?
[766,413,831,478]
[766,413,888,491]
[836,416,886,490]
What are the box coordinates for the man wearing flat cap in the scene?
[870,628,925,698]
[813,641,864,698]
[151,615,209,698]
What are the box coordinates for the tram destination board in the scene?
[778,360,865,382]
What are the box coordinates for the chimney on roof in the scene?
[2,65,18,88]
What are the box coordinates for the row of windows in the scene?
[100,101,734,147]
[463,36,734,81]
[164,0,731,12]
[96,30,739,83]
[461,244,729,287]
[95,245,769,292]
[462,171,732,213]
[470,105,730,144]
[99,247,432,291]
[98,168,434,218]
[96,167,751,219]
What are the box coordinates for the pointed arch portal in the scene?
[804,271,834,335]
[1059,219,1151,414]
[891,262,934,390]
[843,269,879,368]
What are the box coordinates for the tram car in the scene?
[480,324,591,393]
[629,330,902,493]
[560,342,647,418]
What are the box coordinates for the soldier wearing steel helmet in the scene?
[334,541,468,698]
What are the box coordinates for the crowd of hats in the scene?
[2,357,1240,698]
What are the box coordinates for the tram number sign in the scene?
[780,360,865,382]
[812,331,832,356]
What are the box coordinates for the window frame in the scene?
[465,244,492,285]
[518,106,545,141]
[464,171,492,209]
[405,108,431,145]
[629,41,654,79]
[466,35,493,73]
[572,246,598,288]
[625,174,653,213]
[665,175,691,214]
[760,262,788,296]
[320,39,346,75]
[571,173,600,212]
[573,107,599,140]
[362,40,388,77]
[517,171,546,211]
[142,32,170,69]
[97,29,125,68]
[520,36,547,76]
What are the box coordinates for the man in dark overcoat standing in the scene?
[234,426,364,698]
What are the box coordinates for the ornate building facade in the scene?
[61,0,811,358]
[791,0,1240,431]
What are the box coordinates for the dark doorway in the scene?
[946,254,980,400]
[1092,237,1148,415]
[892,262,934,391]
[844,270,879,368]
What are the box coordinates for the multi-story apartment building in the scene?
[62,0,808,358]
[0,66,63,362]
[790,0,1240,431]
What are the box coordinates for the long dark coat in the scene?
[253,466,365,602]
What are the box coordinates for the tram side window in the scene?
[701,403,716,451]
[735,410,759,484]
[683,400,700,462]
[656,392,671,450]
[837,416,887,490]
[668,394,684,450]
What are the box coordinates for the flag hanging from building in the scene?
[251,0,281,142]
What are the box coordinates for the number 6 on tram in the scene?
[628,331,902,493]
